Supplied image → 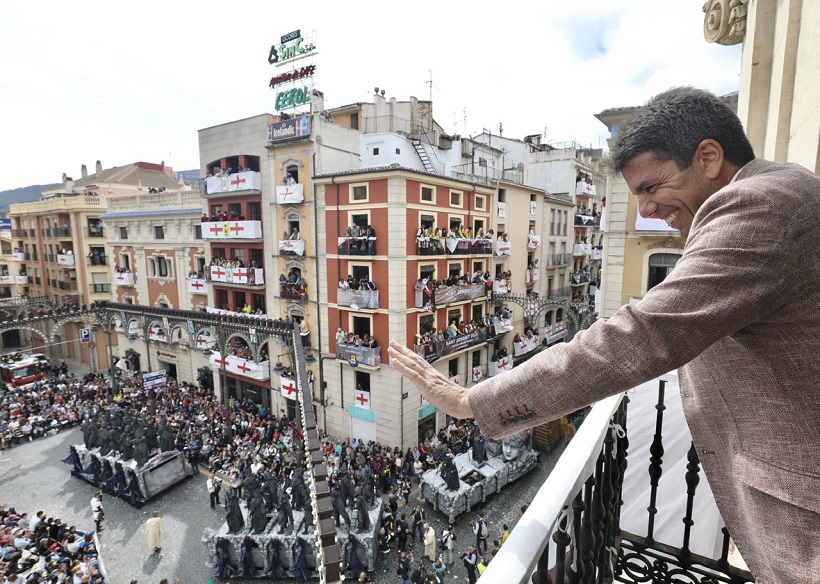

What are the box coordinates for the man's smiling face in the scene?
[622,151,718,238]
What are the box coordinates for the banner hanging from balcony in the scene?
[279,239,306,256]
[336,343,381,367]
[493,280,509,294]
[57,254,75,265]
[526,268,540,284]
[530,201,537,215]
[280,377,298,400]
[493,317,513,335]
[202,220,263,240]
[210,352,271,381]
[513,334,540,357]
[187,278,207,293]
[472,366,483,382]
[209,266,265,286]
[114,271,135,286]
[338,289,380,310]
[488,356,513,377]
[353,389,371,409]
[575,180,596,196]
[148,323,168,342]
[205,171,261,195]
[527,233,540,249]
[497,201,506,218]
[276,184,305,204]
[495,239,511,256]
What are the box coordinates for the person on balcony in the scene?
[389,87,820,584]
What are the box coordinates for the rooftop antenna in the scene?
[427,70,433,103]
[463,107,467,137]
[498,122,503,137]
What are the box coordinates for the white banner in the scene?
[497,201,506,218]
[527,234,540,249]
[492,280,509,294]
[495,239,511,256]
[194,332,216,351]
[209,266,264,285]
[530,201,537,216]
[488,357,513,377]
[276,183,305,204]
[493,317,513,335]
[148,325,167,342]
[114,271,135,286]
[353,389,371,409]
[205,171,261,195]
[472,366,483,383]
[210,352,270,381]
[513,335,540,357]
[280,377,298,400]
[201,220,263,240]
[576,180,596,196]
[573,243,592,256]
[279,239,306,256]
[0,276,10,284]
[187,278,207,293]
[57,254,75,265]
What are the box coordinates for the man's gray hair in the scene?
[608,86,755,174]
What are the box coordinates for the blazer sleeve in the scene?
[469,181,795,439]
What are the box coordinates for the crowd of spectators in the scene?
[147,187,167,194]
[338,275,377,291]
[209,166,254,177]
[334,329,379,349]
[201,209,246,222]
[0,503,103,582]
[279,270,308,301]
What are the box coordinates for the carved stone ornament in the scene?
[703,0,750,45]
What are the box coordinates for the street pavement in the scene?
[0,425,565,583]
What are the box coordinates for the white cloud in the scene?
[0,0,740,191]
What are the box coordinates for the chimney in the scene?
[62,173,67,184]
[96,160,103,174]
[81,164,88,178]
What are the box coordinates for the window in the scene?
[373,147,380,156]
[287,213,301,237]
[194,225,202,239]
[154,226,165,240]
[228,203,242,216]
[124,296,134,305]
[475,195,485,210]
[230,249,245,265]
[351,184,368,202]
[213,247,226,261]
[471,304,483,322]
[647,253,681,291]
[350,113,359,130]
[350,213,370,231]
[550,210,556,236]
[420,264,436,281]
[216,289,229,310]
[248,202,261,221]
[420,214,435,230]
[286,164,299,184]
[421,186,434,203]
[196,256,206,274]
[351,315,372,338]
[473,260,484,274]
[478,158,487,168]
[395,148,401,155]
[497,223,505,235]
[355,371,371,392]
[119,254,131,271]
[447,308,462,326]
[498,189,506,203]
[419,313,434,336]
[450,191,462,207]
[563,211,568,236]
[149,255,171,278]
[448,358,459,377]
[472,350,481,368]
[250,248,264,268]
[252,293,265,314]
[474,219,484,234]
[233,291,246,309]
[351,263,371,282]
[119,227,128,240]
[449,217,463,232]
[448,262,462,278]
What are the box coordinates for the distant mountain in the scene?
[0,183,60,216]
[0,170,200,217]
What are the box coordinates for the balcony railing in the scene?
[204,170,262,195]
[486,378,754,584]
[414,281,486,308]
[92,284,111,293]
[10,229,26,238]
[87,255,107,266]
[335,343,381,367]
[205,307,268,320]
[415,236,494,256]
[208,351,271,381]
[571,271,590,286]
[413,325,497,363]
[201,220,263,240]
[31,253,38,261]
[57,281,75,291]
[87,227,105,238]
[11,251,26,262]
[57,253,75,266]
[279,239,306,256]
[114,271,135,286]
[207,265,265,286]
[548,286,572,300]
[338,288,379,309]
[337,236,376,256]
[575,213,600,227]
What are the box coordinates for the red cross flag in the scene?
[354,389,371,409]
[281,378,298,401]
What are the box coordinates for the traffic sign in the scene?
[88,341,96,349]
[80,328,91,343]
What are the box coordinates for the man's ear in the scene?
[694,139,725,180]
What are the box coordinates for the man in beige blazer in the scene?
[389,87,819,584]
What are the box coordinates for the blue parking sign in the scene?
[80,328,91,343]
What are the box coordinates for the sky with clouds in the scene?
[0,0,742,191]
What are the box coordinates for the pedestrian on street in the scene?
[398,550,413,584]
[378,527,390,573]
[396,513,409,552]
[423,522,436,560]
[473,513,488,555]
[462,545,478,584]
[441,524,456,566]
[432,559,447,584]
[208,474,222,509]
[90,492,104,533]
[412,505,425,546]
[146,510,164,553]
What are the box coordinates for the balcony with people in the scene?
[412,313,502,363]
[201,208,263,241]
[207,257,265,287]
[204,157,262,196]
[276,171,305,205]
[334,328,381,367]
[338,276,378,309]
[56,249,75,266]
[87,247,106,266]
[414,223,495,256]
[338,223,377,256]
[208,338,271,381]
[86,219,104,238]
[413,272,489,310]
[279,268,309,302]
[570,267,590,287]
[575,171,597,196]
[573,239,592,256]
[187,271,208,294]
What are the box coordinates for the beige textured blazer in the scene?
[469,159,820,583]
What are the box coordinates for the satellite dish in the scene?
[517,162,525,172]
